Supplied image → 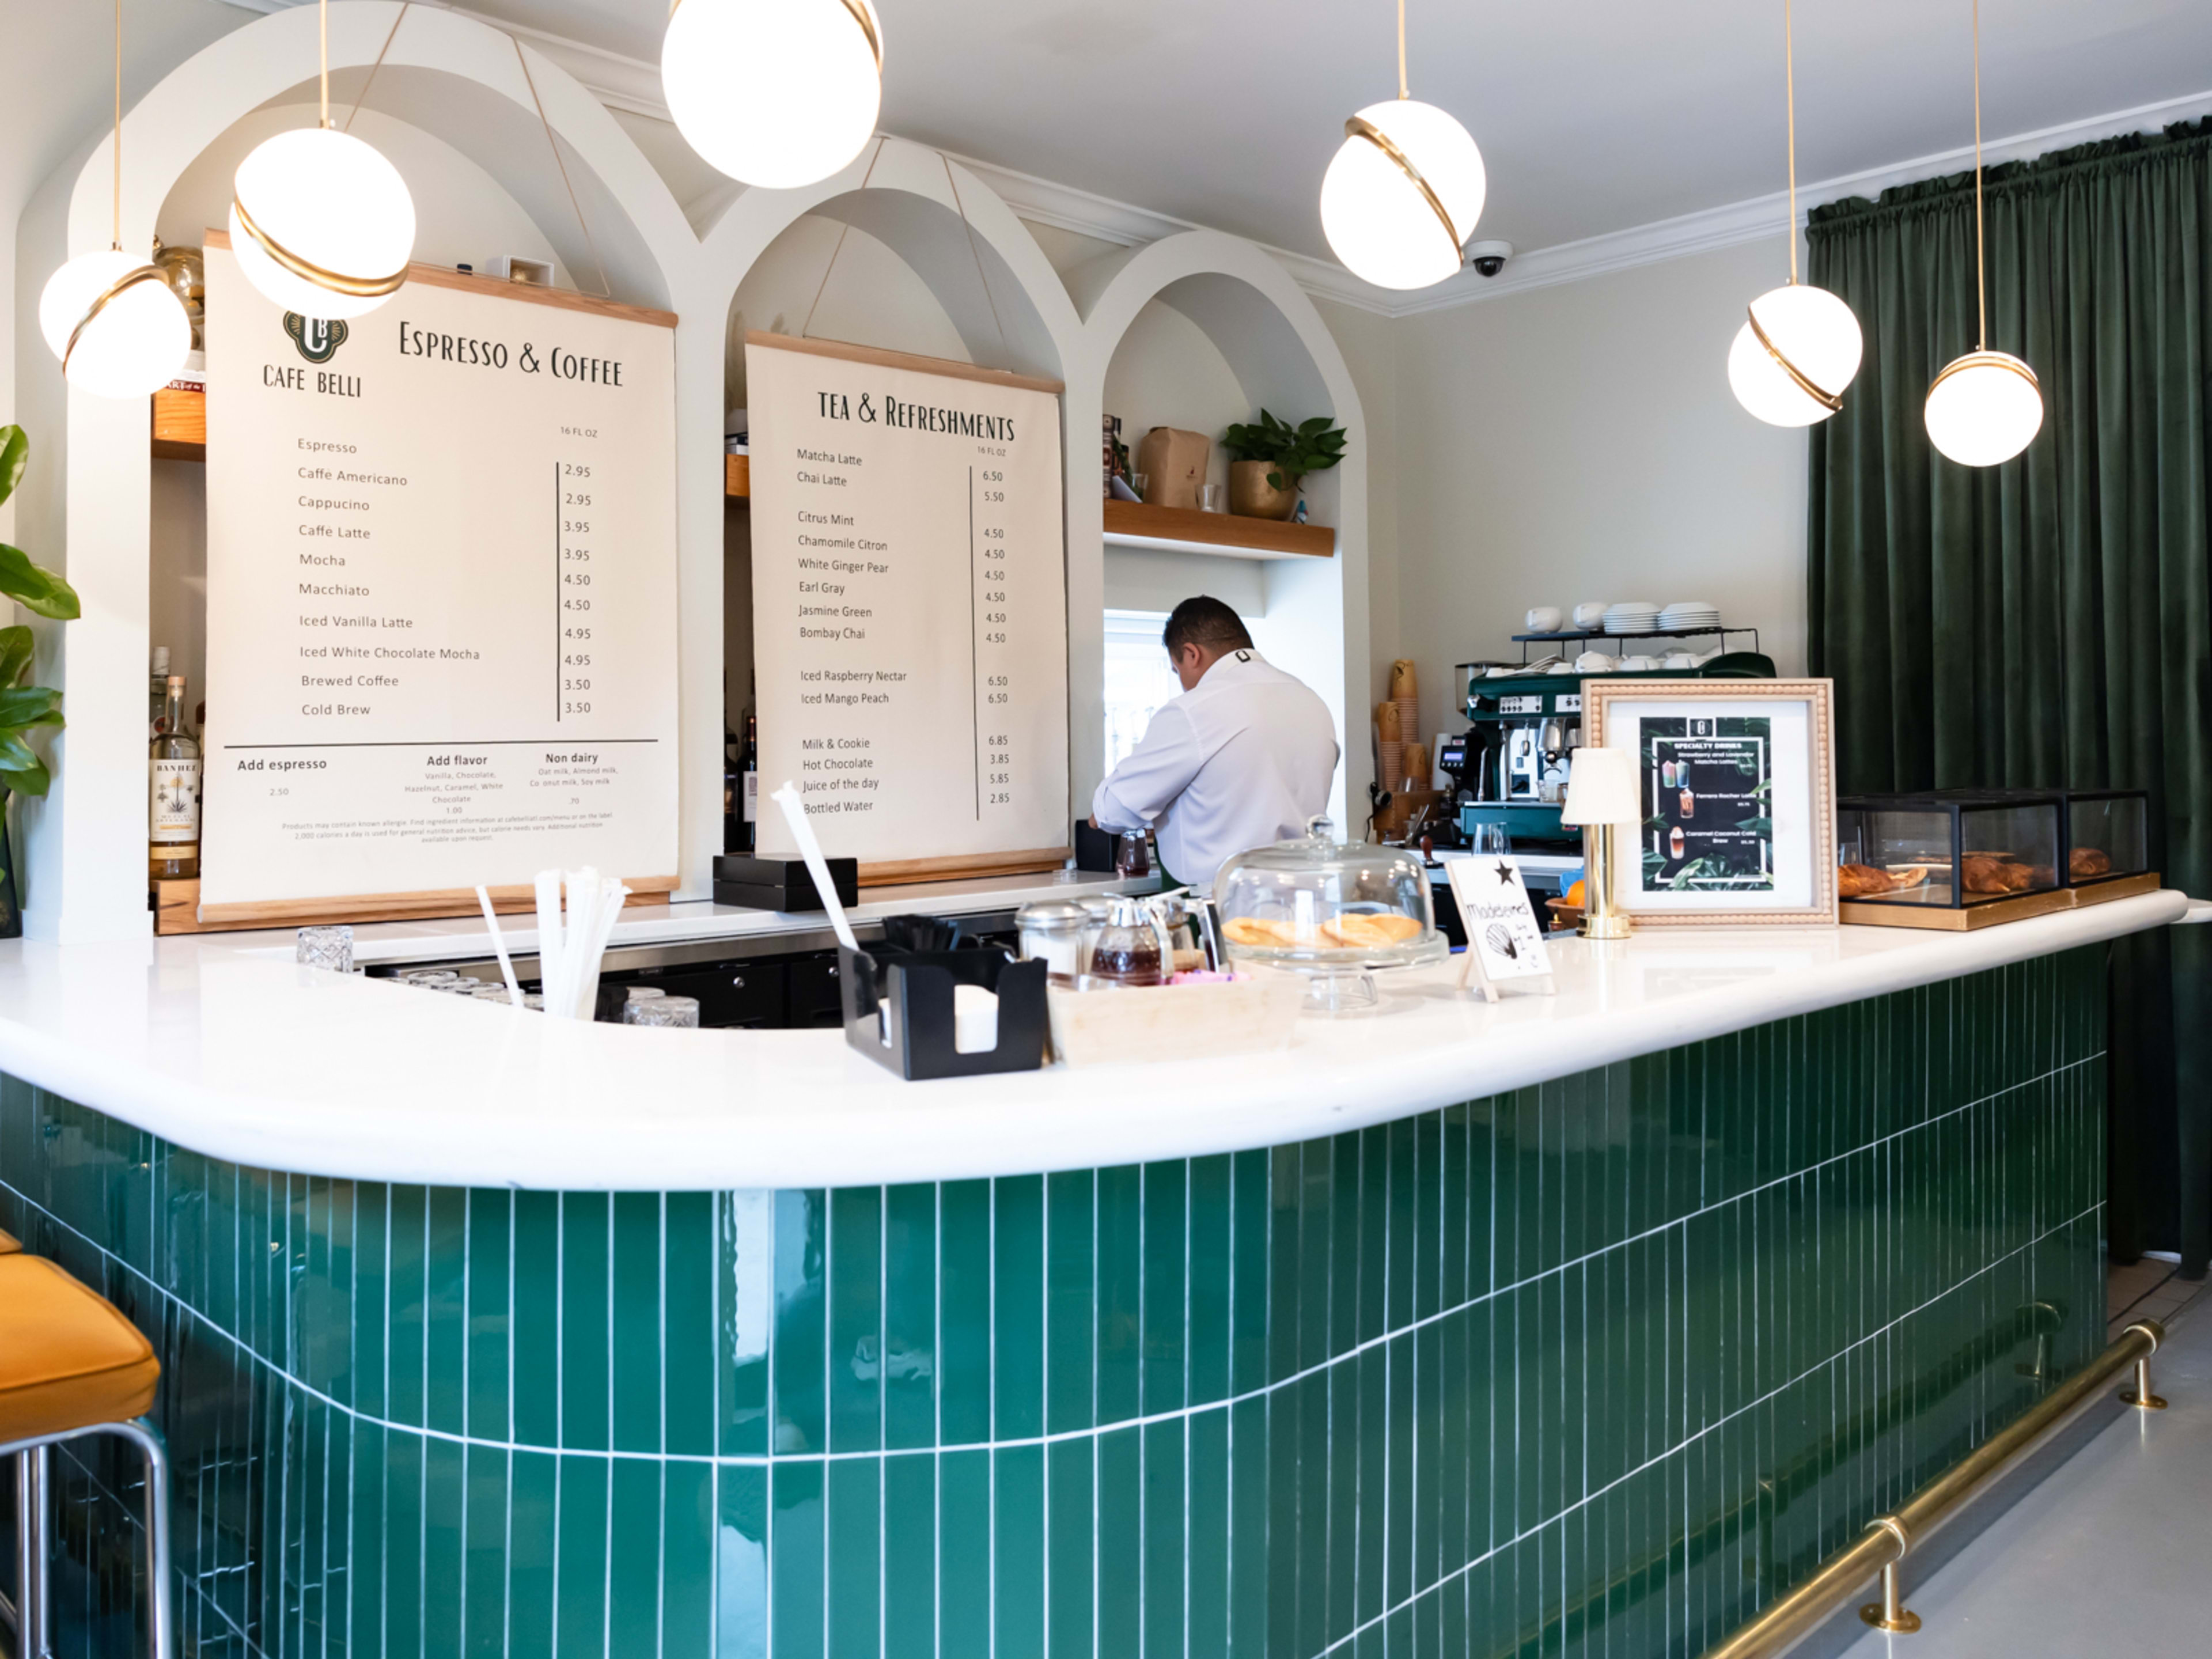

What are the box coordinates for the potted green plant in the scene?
[0,426,81,939]
[1220,409,1348,521]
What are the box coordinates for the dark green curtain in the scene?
[1807,119,2212,1275]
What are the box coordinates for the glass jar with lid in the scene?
[1213,818,1446,1009]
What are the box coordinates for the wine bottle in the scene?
[149,646,169,736]
[739,713,759,853]
[148,676,200,881]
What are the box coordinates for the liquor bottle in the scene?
[738,712,759,852]
[148,675,200,881]
[723,719,741,850]
[149,646,169,736]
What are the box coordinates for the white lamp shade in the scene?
[39,251,190,399]
[1560,747,1640,827]
[1320,98,1485,291]
[662,0,883,189]
[1728,283,1863,427]
[230,127,415,321]
[1924,350,2043,467]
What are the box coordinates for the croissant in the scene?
[1839,863,1896,898]
[2070,847,2113,878]
[1961,855,2035,895]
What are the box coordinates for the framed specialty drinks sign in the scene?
[1584,679,1838,926]
[197,234,680,923]
[745,332,1070,880]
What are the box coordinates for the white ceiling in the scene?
[451,0,2212,259]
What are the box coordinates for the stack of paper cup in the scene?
[1376,699,1404,800]
[1389,659,1420,746]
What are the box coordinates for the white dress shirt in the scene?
[1092,648,1340,890]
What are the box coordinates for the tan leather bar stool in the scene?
[0,1253,169,1659]
[0,1228,18,1253]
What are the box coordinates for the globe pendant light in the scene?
[662,0,884,190]
[1320,0,1486,291]
[1728,0,1862,426]
[36,0,190,400]
[228,0,414,321]
[1924,0,2041,467]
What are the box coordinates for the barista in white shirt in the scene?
[1092,596,1340,889]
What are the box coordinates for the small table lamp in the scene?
[1561,747,1638,939]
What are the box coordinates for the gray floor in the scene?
[1832,1291,2212,1658]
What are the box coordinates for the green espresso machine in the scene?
[1440,651,1775,847]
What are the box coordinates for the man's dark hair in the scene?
[1163,595,1253,657]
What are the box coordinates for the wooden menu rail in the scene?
[157,876,679,936]
[1103,498,1334,560]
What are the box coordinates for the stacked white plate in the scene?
[1603,601,1661,635]
[1658,600,1720,631]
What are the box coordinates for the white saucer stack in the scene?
[1603,601,1661,635]
[1658,600,1719,631]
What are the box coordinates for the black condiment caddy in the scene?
[839,915,1047,1079]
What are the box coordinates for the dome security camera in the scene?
[1467,240,1514,278]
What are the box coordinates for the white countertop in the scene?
[0,888,2186,1190]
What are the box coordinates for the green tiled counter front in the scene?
[0,946,2108,1658]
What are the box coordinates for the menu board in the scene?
[198,236,680,918]
[745,334,1069,874]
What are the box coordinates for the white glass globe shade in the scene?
[662,0,883,188]
[1728,283,1864,427]
[230,127,415,320]
[1320,98,1486,291]
[39,251,190,399]
[1925,350,2043,467]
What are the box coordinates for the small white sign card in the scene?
[1444,854,1556,1002]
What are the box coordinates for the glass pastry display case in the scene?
[1836,791,2064,910]
[1214,818,1446,1008]
[2054,789,2149,885]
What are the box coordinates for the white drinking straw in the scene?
[475,884,524,1006]
[771,782,859,952]
[534,868,566,1012]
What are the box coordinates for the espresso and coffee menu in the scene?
[745,334,1070,873]
[198,237,680,916]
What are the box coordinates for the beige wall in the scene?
[1374,235,1810,745]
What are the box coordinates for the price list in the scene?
[746,335,1069,872]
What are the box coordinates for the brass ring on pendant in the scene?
[232,195,408,301]
[62,264,172,377]
[1925,348,2040,400]
[1747,302,1843,413]
[1344,115,1463,264]
[667,0,881,70]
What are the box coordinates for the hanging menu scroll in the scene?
[198,234,680,921]
[745,334,1070,879]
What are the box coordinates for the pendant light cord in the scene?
[1396,0,1408,98]
[319,0,330,128]
[944,151,1010,355]
[1785,0,1797,283]
[344,2,411,134]
[110,0,122,249]
[1973,0,1986,349]
[514,36,611,297]
[800,136,887,339]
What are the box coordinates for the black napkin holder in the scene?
[839,942,1047,1080]
[1073,817,1120,873]
[713,854,858,912]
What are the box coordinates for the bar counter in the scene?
[0,886,2187,1658]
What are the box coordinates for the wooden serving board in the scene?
[155,876,676,935]
[1840,885,2074,931]
[2065,871,2161,907]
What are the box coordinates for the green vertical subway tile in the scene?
[826,1458,880,1659]
[300,1391,330,1654]
[663,1459,715,1659]
[1295,1138,1332,1376]
[664,1190,717,1457]
[1229,1149,1271,1398]
[1540,1268,1569,1525]
[724,1191,773,1459]
[1443,1103,1469,1314]
[1268,1142,1302,1385]
[997,1174,1046,1441]
[1189,1154,1233,1406]
[463,1443,508,1658]
[1091,1426,1142,1656]
[1139,1162,1189,1416]
[612,1191,664,1454]
[387,1184,428,1429]
[828,1185,885,1453]
[559,1193,611,1452]
[1384,1330,1413,1615]
[1413,1586,1440,1658]
[425,1186,469,1437]
[1227,1395,1268,1659]
[940,1448,992,1659]
[1325,1349,1358,1643]
[297,1176,332,1395]
[506,1448,556,1659]
[1293,1371,1328,1656]
[938,1179,992,1446]
[466,1188,511,1444]
[346,1418,386,1657]
[775,1189,828,1455]
[885,1183,940,1450]
[1096,1164,1142,1427]
[720,1465,771,1657]
[609,1457,664,1653]
[771,1460,825,1659]
[882,1455,935,1654]
[352,1183,389,1422]
[1357,1124,1389,1346]
[1184,1407,1229,1657]
[1386,1115,1416,1332]
[1045,1171,1096,1434]
[422,1435,466,1659]
[382,1427,423,1659]
[1415,1318,1444,1599]
[1046,1437,1093,1659]
[1414,1109,1442,1320]
[997,1444,1046,1659]
[1264,1368,1301,1653]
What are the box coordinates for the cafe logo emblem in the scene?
[283,313,349,364]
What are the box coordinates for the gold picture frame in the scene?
[1581,679,1839,927]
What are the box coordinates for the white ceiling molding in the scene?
[210,2,2212,321]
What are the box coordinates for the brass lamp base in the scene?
[1578,824,1634,940]
[1581,913,1633,940]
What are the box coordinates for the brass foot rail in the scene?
[1702,1319,2169,1659]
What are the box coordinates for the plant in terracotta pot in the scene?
[1221,409,1347,521]
[0,426,82,939]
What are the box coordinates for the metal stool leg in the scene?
[108,1420,172,1659]
[1,1423,167,1659]
[14,1444,49,1659]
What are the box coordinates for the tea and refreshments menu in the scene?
[199,237,680,915]
[745,335,1070,871]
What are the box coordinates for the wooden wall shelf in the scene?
[1102,498,1332,561]
[152,385,205,461]
[726,453,749,500]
